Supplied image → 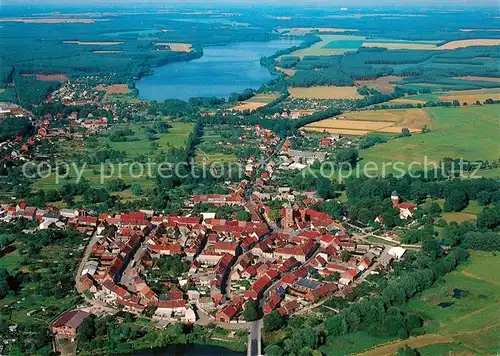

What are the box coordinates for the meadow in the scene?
[230,92,279,111]
[359,105,500,173]
[290,35,365,57]
[106,121,193,155]
[288,86,363,100]
[32,121,193,192]
[195,127,238,164]
[406,251,500,355]
[359,251,500,356]
[303,108,429,135]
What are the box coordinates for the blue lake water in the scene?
[135,39,300,101]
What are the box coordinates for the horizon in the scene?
[2,0,500,8]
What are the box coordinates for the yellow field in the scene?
[289,86,363,100]
[303,108,429,135]
[283,27,359,35]
[307,120,393,130]
[155,42,192,52]
[363,42,437,50]
[0,18,96,24]
[454,76,500,83]
[442,212,477,223]
[276,67,296,77]
[388,98,428,105]
[230,93,279,112]
[436,39,500,49]
[439,88,500,104]
[36,73,68,82]
[302,128,372,136]
[63,41,123,45]
[343,109,430,127]
[92,50,123,54]
[95,84,130,95]
[355,76,402,94]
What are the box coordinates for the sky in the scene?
[2,0,499,6]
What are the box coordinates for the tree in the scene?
[243,300,261,321]
[323,200,344,220]
[316,177,335,199]
[476,206,500,231]
[336,148,358,167]
[264,310,285,332]
[341,250,351,263]
[131,184,143,196]
[77,315,95,346]
[237,211,252,222]
[477,191,492,206]
[401,128,411,137]
[426,202,442,216]
[397,346,419,356]
[443,190,468,212]
[0,268,10,299]
[265,344,284,356]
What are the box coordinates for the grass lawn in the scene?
[108,121,193,155]
[365,235,399,246]
[0,251,23,273]
[359,105,500,176]
[320,331,396,355]
[406,251,500,355]
[290,35,365,57]
[32,164,156,191]
[442,212,477,223]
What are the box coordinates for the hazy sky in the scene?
[3,0,499,6]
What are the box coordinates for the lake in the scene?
[135,39,300,101]
[134,344,244,356]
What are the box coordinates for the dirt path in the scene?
[441,300,500,326]
[452,322,500,337]
[460,270,500,286]
[355,334,454,356]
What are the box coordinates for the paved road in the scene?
[247,318,262,356]
[75,229,100,294]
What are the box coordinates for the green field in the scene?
[407,251,500,355]
[195,128,238,164]
[107,121,193,155]
[290,35,366,57]
[323,39,364,49]
[360,105,500,175]
[32,121,193,192]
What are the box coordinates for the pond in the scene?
[135,39,300,101]
[438,302,454,308]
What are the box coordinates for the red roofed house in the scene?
[51,310,91,340]
[216,302,241,323]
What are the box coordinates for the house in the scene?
[185,307,197,323]
[278,299,300,315]
[22,207,37,220]
[155,300,187,318]
[216,302,241,323]
[51,310,91,340]
[391,192,417,219]
[387,247,406,260]
[339,269,358,286]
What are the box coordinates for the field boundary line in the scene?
[460,270,500,286]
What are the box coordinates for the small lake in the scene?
[136,39,300,101]
[134,344,244,356]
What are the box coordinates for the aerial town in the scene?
[1,3,499,356]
